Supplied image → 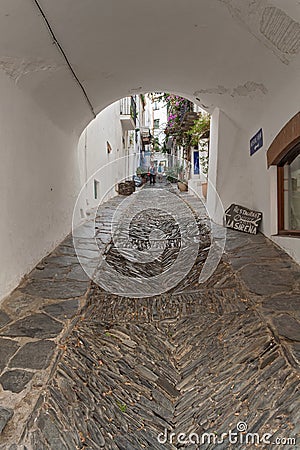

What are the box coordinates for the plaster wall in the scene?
[0,72,80,301]
[143,98,154,135]
[207,109,251,225]
[77,99,148,215]
[248,74,300,261]
[207,74,300,263]
[77,101,129,212]
[206,108,220,217]
[153,101,167,147]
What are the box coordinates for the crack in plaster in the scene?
[232,81,268,96]
[216,0,300,64]
[194,85,230,95]
[128,86,143,94]
[194,81,268,99]
[101,71,114,80]
[260,7,300,54]
[0,57,60,83]
[217,0,265,21]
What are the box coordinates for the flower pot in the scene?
[202,182,208,199]
[178,181,188,192]
[118,181,135,195]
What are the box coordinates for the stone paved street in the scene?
[0,185,300,449]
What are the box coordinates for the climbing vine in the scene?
[150,92,210,174]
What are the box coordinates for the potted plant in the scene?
[178,179,188,192]
[202,179,208,199]
[199,148,209,199]
[177,164,188,192]
[136,166,148,184]
[165,166,178,183]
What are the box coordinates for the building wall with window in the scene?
[207,75,300,263]
[251,86,300,262]
[77,95,153,216]
[77,100,132,214]
[153,100,168,149]
[264,112,300,261]
[135,95,154,171]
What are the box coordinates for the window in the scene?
[154,119,160,129]
[107,141,112,154]
[278,147,300,234]
[94,179,100,199]
[267,112,300,236]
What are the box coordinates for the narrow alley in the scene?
[0,184,299,449]
[1,1,300,449]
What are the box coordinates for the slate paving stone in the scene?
[66,265,90,282]
[75,248,100,260]
[1,313,63,338]
[291,342,300,364]
[262,293,300,315]
[42,255,79,267]
[0,293,38,318]
[19,279,88,299]
[8,340,56,370]
[0,338,20,373]
[225,229,267,248]
[30,430,49,450]
[43,299,79,320]
[157,376,180,398]
[0,407,13,433]
[60,235,74,247]
[273,314,300,342]
[0,311,11,329]
[2,186,300,449]
[229,244,285,271]
[0,369,34,393]
[36,413,68,450]
[238,263,295,295]
[29,265,67,281]
[55,245,77,256]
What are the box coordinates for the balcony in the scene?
[180,111,200,132]
[140,127,152,145]
[120,97,137,130]
[178,100,199,131]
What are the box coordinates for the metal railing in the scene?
[179,100,194,122]
[120,96,137,125]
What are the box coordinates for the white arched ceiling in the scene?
[0,0,299,134]
[0,0,300,302]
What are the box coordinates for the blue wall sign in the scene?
[194,151,199,175]
[250,128,263,156]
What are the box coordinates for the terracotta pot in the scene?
[178,181,188,192]
[202,182,208,199]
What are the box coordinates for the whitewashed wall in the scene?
[0,93,149,303]
[0,72,80,301]
[207,73,300,263]
[77,101,125,212]
[250,74,300,261]
[77,97,152,217]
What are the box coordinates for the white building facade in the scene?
[77,94,154,215]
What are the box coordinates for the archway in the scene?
[0,0,300,298]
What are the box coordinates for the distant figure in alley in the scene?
[149,162,157,185]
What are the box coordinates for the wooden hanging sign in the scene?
[224,204,263,235]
